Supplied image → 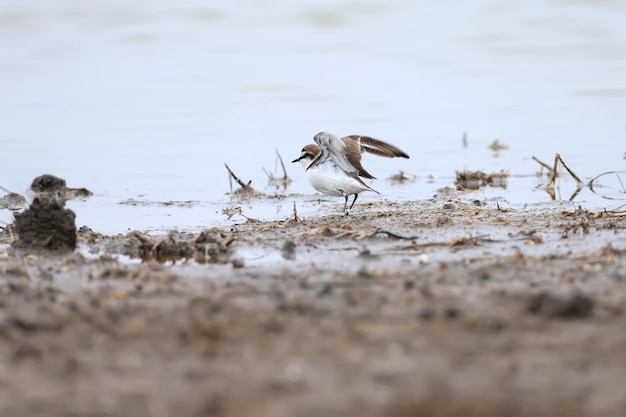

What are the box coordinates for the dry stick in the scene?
[589,171,616,191]
[391,235,498,250]
[227,164,233,194]
[276,150,289,181]
[542,186,556,201]
[224,163,253,193]
[588,171,626,196]
[239,213,259,222]
[556,153,584,186]
[262,167,274,180]
[545,154,560,188]
[263,151,291,184]
[291,201,300,223]
[531,156,554,173]
[568,186,583,201]
[263,156,277,180]
[372,228,420,240]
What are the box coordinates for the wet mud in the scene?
[13,198,77,252]
[1,195,626,417]
[8,175,80,252]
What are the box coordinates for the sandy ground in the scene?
[1,195,626,417]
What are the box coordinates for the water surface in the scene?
[1,0,625,232]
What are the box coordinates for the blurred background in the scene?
[1,0,625,232]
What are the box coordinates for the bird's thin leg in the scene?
[349,194,359,210]
[342,195,349,215]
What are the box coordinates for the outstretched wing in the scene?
[341,135,410,179]
[343,135,409,159]
[341,136,376,179]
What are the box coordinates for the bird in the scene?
[292,132,409,214]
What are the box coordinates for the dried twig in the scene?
[291,202,300,223]
[220,206,259,223]
[532,156,553,173]
[588,171,626,199]
[538,154,585,199]
[276,150,290,182]
[387,171,417,184]
[222,207,242,220]
[556,153,584,185]
[263,150,292,188]
[285,201,302,225]
[545,154,560,188]
[557,154,585,186]
[224,163,256,195]
[371,228,419,240]
[392,234,498,251]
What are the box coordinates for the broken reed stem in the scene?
[227,165,233,194]
[292,201,300,223]
[588,171,626,195]
[537,153,585,197]
[224,163,252,194]
[556,153,584,186]
[224,163,248,188]
[263,151,292,186]
[276,150,289,180]
[532,156,554,173]
[546,154,560,188]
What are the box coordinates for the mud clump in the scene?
[526,291,594,319]
[30,174,67,195]
[455,169,509,189]
[30,173,93,201]
[13,198,77,252]
[119,230,235,264]
[7,174,93,251]
[0,192,27,210]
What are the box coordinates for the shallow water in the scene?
[1,0,626,233]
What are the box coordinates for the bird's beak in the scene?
[291,156,302,163]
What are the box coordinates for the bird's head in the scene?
[292,144,321,169]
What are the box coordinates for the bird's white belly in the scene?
[307,164,371,196]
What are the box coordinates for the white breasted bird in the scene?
[292,132,409,214]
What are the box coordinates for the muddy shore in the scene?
[1,196,626,417]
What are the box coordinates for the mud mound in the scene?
[30,174,67,194]
[12,197,76,251]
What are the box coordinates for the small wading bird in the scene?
[292,132,409,214]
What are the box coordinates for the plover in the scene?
[292,132,409,214]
